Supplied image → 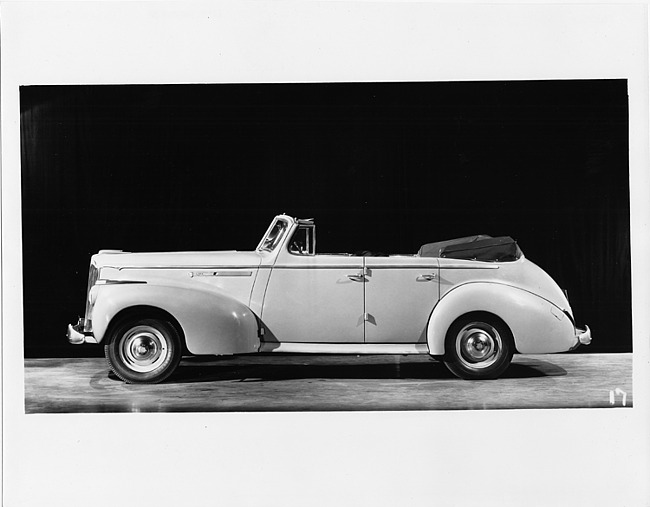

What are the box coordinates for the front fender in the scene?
[91,283,260,355]
[427,282,576,355]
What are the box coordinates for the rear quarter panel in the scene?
[428,258,576,354]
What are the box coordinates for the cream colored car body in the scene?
[69,214,590,372]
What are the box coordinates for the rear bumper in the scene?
[570,325,592,350]
[67,318,97,345]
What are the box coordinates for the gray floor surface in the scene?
[24,353,633,413]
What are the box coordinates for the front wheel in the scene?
[443,314,513,380]
[104,317,182,384]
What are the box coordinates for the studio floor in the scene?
[24,352,632,413]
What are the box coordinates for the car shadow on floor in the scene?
[108,356,567,384]
[501,360,567,379]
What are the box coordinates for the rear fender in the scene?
[91,283,259,355]
[427,282,576,355]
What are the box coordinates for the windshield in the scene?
[258,219,289,252]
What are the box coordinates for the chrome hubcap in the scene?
[456,322,502,369]
[118,325,168,373]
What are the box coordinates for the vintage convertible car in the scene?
[67,214,591,383]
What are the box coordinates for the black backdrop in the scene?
[20,80,631,357]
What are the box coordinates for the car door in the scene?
[261,253,365,343]
[363,257,440,343]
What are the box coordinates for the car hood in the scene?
[91,250,262,269]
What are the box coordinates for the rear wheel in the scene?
[443,314,513,380]
[104,317,182,384]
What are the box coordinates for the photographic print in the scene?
[3,3,649,507]
[20,80,631,412]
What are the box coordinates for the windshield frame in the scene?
[256,217,291,252]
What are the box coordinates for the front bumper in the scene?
[570,325,592,350]
[67,318,97,345]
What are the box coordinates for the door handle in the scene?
[347,273,365,282]
[417,273,436,281]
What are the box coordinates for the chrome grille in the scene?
[83,264,98,332]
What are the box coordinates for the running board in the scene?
[258,342,430,355]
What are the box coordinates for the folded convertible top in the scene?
[419,235,521,262]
